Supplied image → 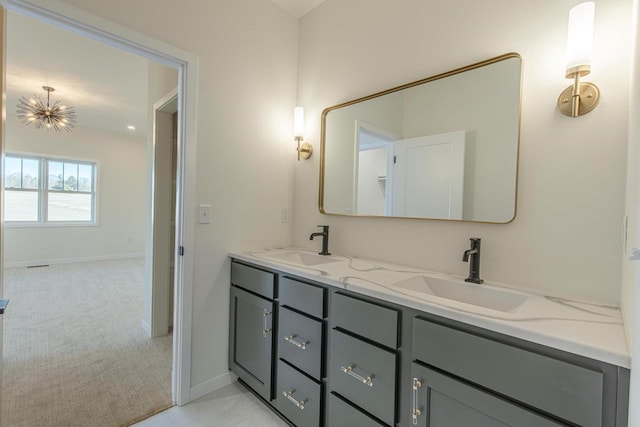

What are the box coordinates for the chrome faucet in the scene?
[310,225,331,255]
[462,238,483,284]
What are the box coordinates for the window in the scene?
[4,154,97,225]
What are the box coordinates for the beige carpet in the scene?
[2,258,173,427]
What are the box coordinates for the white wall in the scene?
[143,62,178,337]
[357,146,387,215]
[622,0,639,424]
[295,0,632,304]
[4,124,147,266]
[58,0,298,391]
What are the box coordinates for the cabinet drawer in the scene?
[413,317,603,427]
[231,261,275,299]
[332,292,399,348]
[276,360,321,427]
[329,329,396,426]
[328,393,385,426]
[280,277,325,318]
[278,306,323,380]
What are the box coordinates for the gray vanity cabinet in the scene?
[229,262,276,402]
[411,315,628,427]
[410,363,565,427]
[228,259,630,427]
[327,292,400,426]
[327,393,386,426]
[275,277,327,427]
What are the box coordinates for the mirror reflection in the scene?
[320,53,522,223]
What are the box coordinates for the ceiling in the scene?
[5,1,326,138]
[270,0,326,18]
[6,11,150,137]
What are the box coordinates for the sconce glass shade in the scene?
[565,1,595,77]
[294,106,304,138]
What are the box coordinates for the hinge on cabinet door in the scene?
[179,246,184,256]
[394,155,397,164]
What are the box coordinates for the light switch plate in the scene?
[199,204,211,224]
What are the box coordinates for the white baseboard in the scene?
[4,252,145,269]
[189,371,238,402]
[141,319,152,337]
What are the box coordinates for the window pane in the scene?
[5,190,38,221]
[63,162,78,191]
[48,193,92,221]
[48,161,63,190]
[4,157,22,189]
[22,158,39,190]
[78,164,93,192]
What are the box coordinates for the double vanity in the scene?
[229,248,630,427]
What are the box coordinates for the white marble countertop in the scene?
[229,248,630,368]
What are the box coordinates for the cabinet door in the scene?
[410,363,567,427]
[230,286,274,401]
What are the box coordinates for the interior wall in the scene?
[295,0,632,303]
[4,124,147,266]
[57,0,298,390]
[622,0,639,424]
[143,62,178,337]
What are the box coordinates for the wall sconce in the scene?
[557,1,600,117]
[294,106,313,161]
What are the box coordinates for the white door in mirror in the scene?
[629,248,640,261]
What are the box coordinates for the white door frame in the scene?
[1,0,197,406]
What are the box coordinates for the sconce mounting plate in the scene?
[298,142,313,160]
[557,82,600,117]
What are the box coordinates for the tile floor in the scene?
[133,381,288,427]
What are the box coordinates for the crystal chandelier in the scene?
[17,86,77,131]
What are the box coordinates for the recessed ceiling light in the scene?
[127,125,136,130]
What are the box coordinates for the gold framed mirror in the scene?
[319,53,522,223]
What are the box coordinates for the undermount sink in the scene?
[392,275,529,313]
[263,251,341,267]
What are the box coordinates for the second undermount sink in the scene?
[263,251,341,267]
[392,275,529,313]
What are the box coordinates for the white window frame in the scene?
[4,153,98,227]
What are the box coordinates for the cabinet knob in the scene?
[262,309,272,337]
[282,389,306,410]
[340,365,374,387]
[412,377,423,425]
[284,335,309,350]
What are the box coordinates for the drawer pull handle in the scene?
[340,365,374,387]
[284,335,309,350]
[282,389,306,410]
[262,309,272,338]
[411,377,423,425]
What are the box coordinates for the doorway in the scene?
[1,9,177,425]
[0,0,197,420]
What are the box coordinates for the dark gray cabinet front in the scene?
[228,258,629,427]
[327,393,386,426]
[410,363,566,427]
[229,285,274,402]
